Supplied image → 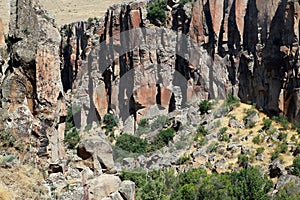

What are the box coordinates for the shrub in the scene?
[271,151,279,161]
[214,119,221,128]
[221,134,230,142]
[146,128,175,152]
[0,131,15,148]
[176,155,191,165]
[175,141,186,150]
[273,115,289,130]
[147,0,167,26]
[138,118,149,128]
[256,147,265,155]
[207,142,218,153]
[219,127,228,134]
[252,135,262,144]
[150,115,170,130]
[277,143,288,153]
[293,156,300,176]
[278,132,288,141]
[64,128,80,149]
[116,134,147,153]
[262,118,272,130]
[223,93,240,110]
[196,125,208,136]
[103,113,118,132]
[198,100,212,115]
[238,154,248,168]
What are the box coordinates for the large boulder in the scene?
[88,174,121,200]
[77,137,114,172]
[119,180,136,200]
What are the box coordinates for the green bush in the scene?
[64,128,80,149]
[121,166,272,200]
[176,155,191,165]
[198,100,212,115]
[138,118,149,128]
[219,127,228,134]
[271,151,280,161]
[293,156,300,176]
[223,93,240,110]
[196,125,208,136]
[221,134,230,142]
[256,147,265,155]
[262,118,272,130]
[238,154,248,168]
[0,131,15,148]
[150,115,170,131]
[252,135,262,144]
[115,134,147,153]
[145,128,175,152]
[277,143,288,153]
[103,113,118,132]
[278,132,288,141]
[273,115,289,130]
[207,142,218,153]
[147,0,167,26]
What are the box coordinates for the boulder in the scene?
[120,180,136,200]
[269,159,286,178]
[77,137,114,172]
[88,174,121,200]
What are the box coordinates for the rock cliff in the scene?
[1,0,300,199]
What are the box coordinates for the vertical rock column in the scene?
[2,0,64,161]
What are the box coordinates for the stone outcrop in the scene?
[1,0,64,161]
[77,137,115,173]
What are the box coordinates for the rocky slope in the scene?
[1,0,300,199]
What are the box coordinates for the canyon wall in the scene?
[1,0,300,162]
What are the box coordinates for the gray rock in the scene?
[77,137,114,173]
[227,143,242,151]
[228,118,245,129]
[120,180,136,200]
[256,153,264,161]
[269,159,286,178]
[88,174,122,200]
[243,112,259,127]
[274,175,300,197]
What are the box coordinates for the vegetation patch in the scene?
[147,0,167,26]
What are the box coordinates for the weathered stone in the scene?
[77,137,114,172]
[88,174,121,200]
[229,118,245,129]
[120,180,135,200]
[269,159,287,178]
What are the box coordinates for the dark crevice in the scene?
[168,93,176,113]
[203,1,215,56]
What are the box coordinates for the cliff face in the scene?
[1,0,64,161]
[1,0,300,162]
[60,0,300,128]
[190,0,300,121]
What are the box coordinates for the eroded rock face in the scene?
[1,0,64,161]
[190,0,300,122]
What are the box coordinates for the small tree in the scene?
[147,0,167,26]
[293,156,300,176]
[199,100,212,115]
[115,134,147,153]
